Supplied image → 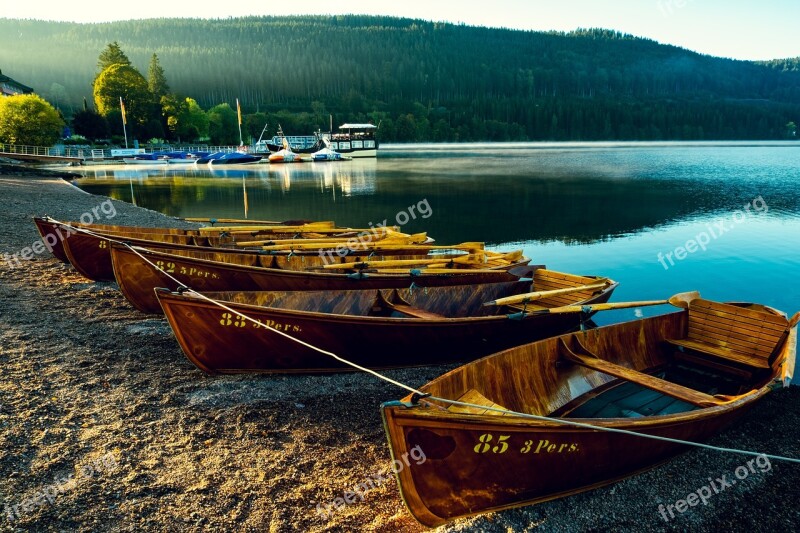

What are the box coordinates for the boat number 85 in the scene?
[474,433,510,454]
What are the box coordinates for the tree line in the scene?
[0,17,798,143]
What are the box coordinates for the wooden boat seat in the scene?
[671,351,754,380]
[505,302,548,313]
[447,389,509,416]
[665,299,790,370]
[532,270,606,308]
[558,337,726,408]
[388,304,446,320]
[368,290,446,319]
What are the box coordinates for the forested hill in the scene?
[1,16,799,141]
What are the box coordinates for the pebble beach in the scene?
[0,163,798,532]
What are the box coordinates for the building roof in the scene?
[338,123,377,130]
[0,69,34,96]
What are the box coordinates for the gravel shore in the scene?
[0,166,797,532]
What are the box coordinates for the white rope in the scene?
[421,397,800,464]
[48,218,800,464]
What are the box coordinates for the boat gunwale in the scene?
[153,280,618,325]
[111,242,531,278]
[389,306,795,425]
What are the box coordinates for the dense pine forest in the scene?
[1,16,799,142]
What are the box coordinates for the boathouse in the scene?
[0,69,34,97]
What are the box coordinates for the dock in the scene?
[0,143,86,164]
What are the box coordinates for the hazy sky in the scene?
[2,0,798,61]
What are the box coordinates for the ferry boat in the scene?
[254,123,378,158]
[328,123,378,158]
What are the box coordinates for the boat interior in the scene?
[191,268,613,319]
[415,299,797,419]
[140,247,476,270]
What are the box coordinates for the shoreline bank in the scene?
[0,169,797,532]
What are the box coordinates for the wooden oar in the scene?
[262,241,485,253]
[485,249,524,262]
[483,281,610,307]
[258,233,437,252]
[427,250,524,269]
[529,291,701,315]
[183,218,301,225]
[320,253,481,270]
[197,222,336,233]
[224,226,400,236]
[372,268,503,275]
[235,231,426,248]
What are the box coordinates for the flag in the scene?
[119,97,127,125]
[236,98,242,125]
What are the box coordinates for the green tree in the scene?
[71,109,109,141]
[93,64,151,126]
[207,103,239,145]
[245,111,269,140]
[97,41,131,73]
[174,97,209,141]
[148,53,169,101]
[0,94,64,145]
[394,114,417,141]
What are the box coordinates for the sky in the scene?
[1,0,798,61]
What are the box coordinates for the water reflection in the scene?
[67,143,800,348]
[73,144,800,246]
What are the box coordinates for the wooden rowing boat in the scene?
[32,216,329,263]
[155,269,616,374]
[57,227,431,282]
[33,216,403,265]
[381,295,798,526]
[35,217,430,282]
[110,243,531,314]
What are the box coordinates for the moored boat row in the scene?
[30,213,798,527]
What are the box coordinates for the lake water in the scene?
[72,142,800,328]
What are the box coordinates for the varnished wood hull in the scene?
[59,230,275,282]
[46,220,433,282]
[32,216,71,263]
[32,216,341,269]
[155,280,615,374]
[381,306,796,526]
[110,244,532,314]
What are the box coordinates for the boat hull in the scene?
[62,230,200,281]
[33,217,204,266]
[33,216,71,262]
[155,282,614,374]
[110,244,530,314]
[381,309,796,526]
[382,395,757,527]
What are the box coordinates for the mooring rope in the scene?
[48,218,800,464]
[46,218,425,395]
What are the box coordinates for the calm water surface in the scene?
[73,142,800,327]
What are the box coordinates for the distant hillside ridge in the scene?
[1,16,798,141]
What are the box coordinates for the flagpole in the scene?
[236,98,243,146]
[120,97,128,149]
